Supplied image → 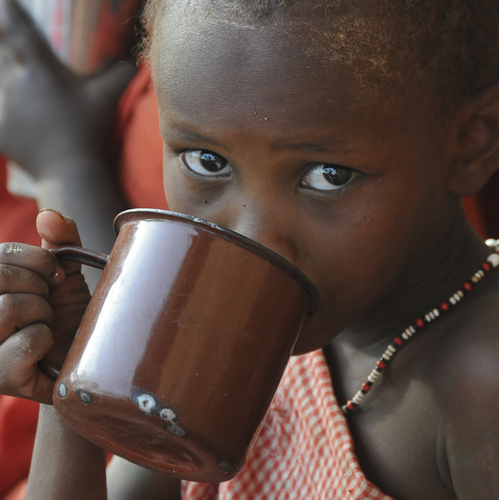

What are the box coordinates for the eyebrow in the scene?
[273,139,363,154]
[162,125,223,148]
[162,124,366,154]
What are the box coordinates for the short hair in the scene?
[142,0,499,115]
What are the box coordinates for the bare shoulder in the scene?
[431,269,499,498]
[435,267,499,388]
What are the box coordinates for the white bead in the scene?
[487,253,499,268]
[353,392,365,404]
[387,345,396,354]
[425,308,439,322]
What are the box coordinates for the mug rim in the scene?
[114,208,319,314]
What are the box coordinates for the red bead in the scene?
[394,337,403,346]
[482,263,491,272]
[441,302,449,311]
[376,360,386,369]
[463,282,472,291]
[416,318,424,328]
[347,400,355,411]
[362,382,371,392]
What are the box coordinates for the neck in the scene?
[332,209,489,353]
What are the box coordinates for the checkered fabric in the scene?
[182,350,395,499]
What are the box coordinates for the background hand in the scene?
[0,0,137,177]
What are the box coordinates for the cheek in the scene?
[163,170,218,218]
[162,154,199,214]
[162,166,181,210]
[294,182,450,353]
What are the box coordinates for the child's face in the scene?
[152,7,458,353]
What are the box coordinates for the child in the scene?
[1,0,499,498]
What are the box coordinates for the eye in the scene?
[301,163,358,192]
[181,150,231,177]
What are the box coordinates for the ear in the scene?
[447,83,499,197]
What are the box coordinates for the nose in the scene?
[222,200,300,266]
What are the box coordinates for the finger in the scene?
[0,242,64,287]
[0,0,58,65]
[0,31,22,67]
[37,209,85,277]
[0,0,24,69]
[0,322,55,404]
[0,292,52,342]
[0,262,50,297]
[89,59,137,104]
[0,0,41,44]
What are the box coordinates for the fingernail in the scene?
[39,208,72,223]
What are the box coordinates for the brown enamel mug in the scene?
[48,209,319,483]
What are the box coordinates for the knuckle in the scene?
[0,325,53,401]
[17,328,36,356]
[0,243,57,280]
[0,263,16,289]
[0,293,51,328]
[0,292,20,313]
[15,330,51,364]
[0,264,46,296]
[0,241,26,261]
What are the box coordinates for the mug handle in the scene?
[50,246,109,269]
[39,246,110,380]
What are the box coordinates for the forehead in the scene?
[153,11,344,102]
[151,3,435,141]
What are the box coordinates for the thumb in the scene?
[37,209,83,276]
[37,209,83,249]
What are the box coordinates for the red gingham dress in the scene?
[182,350,395,499]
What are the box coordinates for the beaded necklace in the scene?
[342,240,499,414]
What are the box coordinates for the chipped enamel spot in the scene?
[159,407,177,422]
[134,392,157,414]
[76,389,93,404]
[58,381,68,399]
[166,424,187,438]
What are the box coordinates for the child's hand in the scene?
[0,210,91,404]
